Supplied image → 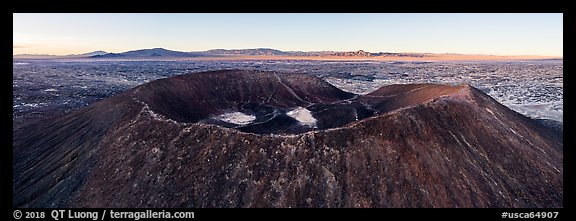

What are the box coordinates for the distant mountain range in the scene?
[13,48,427,59]
[91,48,203,58]
[203,48,290,56]
[13,48,562,61]
[13,50,108,59]
[74,51,108,57]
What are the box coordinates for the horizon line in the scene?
[12,47,563,58]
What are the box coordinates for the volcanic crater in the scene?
[133,70,362,134]
[13,69,562,208]
[131,70,472,135]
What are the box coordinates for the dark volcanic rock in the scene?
[13,70,562,208]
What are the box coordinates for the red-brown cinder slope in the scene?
[13,70,562,208]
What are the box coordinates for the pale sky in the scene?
[13,13,563,57]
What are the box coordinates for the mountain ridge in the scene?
[13,48,562,61]
[14,48,414,58]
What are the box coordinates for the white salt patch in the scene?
[215,112,256,125]
[287,107,317,128]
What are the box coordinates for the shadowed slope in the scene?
[12,95,142,207]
